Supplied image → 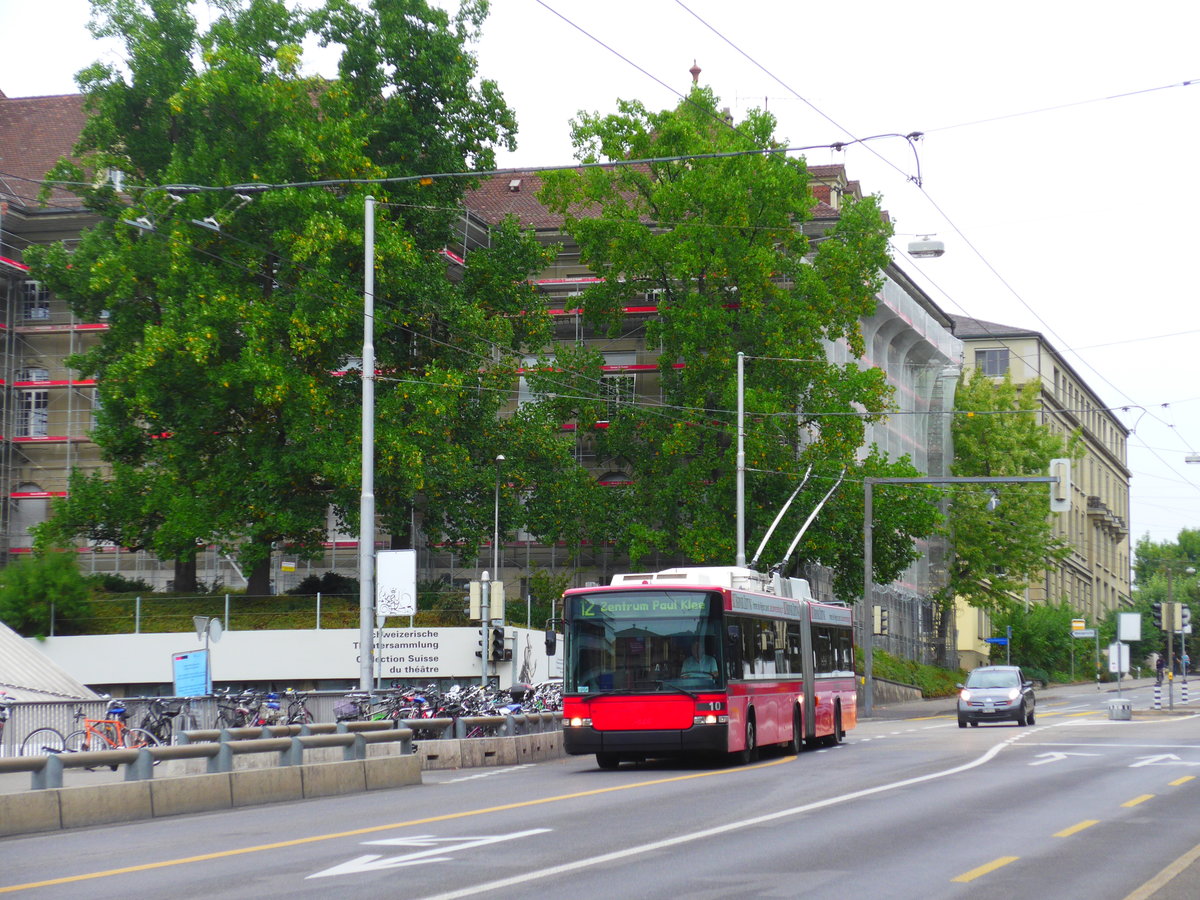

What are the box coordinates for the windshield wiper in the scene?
[655,682,699,698]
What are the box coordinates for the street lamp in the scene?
[358,195,376,691]
[494,455,505,578]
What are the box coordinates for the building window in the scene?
[517,355,554,407]
[975,348,1009,377]
[22,281,50,320]
[18,390,49,437]
[19,366,49,383]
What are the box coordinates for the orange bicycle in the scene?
[64,700,160,753]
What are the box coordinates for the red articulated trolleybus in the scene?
[558,565,856,769]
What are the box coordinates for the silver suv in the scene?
[957,665,1036,728]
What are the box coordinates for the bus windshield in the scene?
[564,590,723,693]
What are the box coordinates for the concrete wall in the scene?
[0,731,566,838]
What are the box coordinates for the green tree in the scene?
[532,87,941,598]
[0,552,93,638]
[944,369,1076,612]
[28,0,558,592]
[992,601,1078,680]
[1126,531,1199,669]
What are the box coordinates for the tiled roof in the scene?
[464,161,861,229]
[947,314,1039,339]
[0,92,88,209]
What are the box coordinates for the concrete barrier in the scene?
[301,759,367,799]
[0,728,561,837]
[230,765,304,807]
[150,773,233,818]
[0,790,60,837]
[59,781,153,829]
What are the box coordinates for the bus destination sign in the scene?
[576,592,711,618]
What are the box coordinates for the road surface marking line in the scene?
[1054,820,1099,837]
[413,740,1018,900]
[0,758,790,895]
[1122,794,1155,807]
[1066,712,1099,717]
[1169,776,1194,786]
[952,856,1019,883]
[1122,842,1200,900]
[3,737,1023,897]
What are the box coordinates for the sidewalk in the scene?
[865,675,1200,721]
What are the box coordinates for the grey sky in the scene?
[3,0,1198,547]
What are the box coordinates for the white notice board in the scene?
[376,549,417,617]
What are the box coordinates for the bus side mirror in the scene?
[545,629,557,656]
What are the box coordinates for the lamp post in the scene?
[358,195,376,691]
[494,455,505,578]
[480,455,504,689]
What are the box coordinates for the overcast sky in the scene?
[3,0,1199,550]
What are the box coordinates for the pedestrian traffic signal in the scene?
[490,626,506,661]
[1152,602,1163,629]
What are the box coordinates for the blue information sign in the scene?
[983,637,1009,645]
[172,649,211,697]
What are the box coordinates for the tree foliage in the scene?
[0,552,93,638]
[28,0,560,592]
[1122,531,1200,666]
[533,88,942,599]
[944,369,1076,611]
[991,601,1079,680]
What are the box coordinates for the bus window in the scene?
[725,625,743,680]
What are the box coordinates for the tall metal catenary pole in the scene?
[736,352,746,568]
[358,196,376,691]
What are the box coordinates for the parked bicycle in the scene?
[284,688,314,725]
[64,699,160,753]
[136,697,183,745]
[19,725,66,756]
[214,688,257,729]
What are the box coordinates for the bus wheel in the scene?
[787,708,803,755]
[737,715,758,765]
[825,706,844,747]
[596,753,620,770]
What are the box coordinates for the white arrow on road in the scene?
[307,829,552,879]
[1129,754,1200,768]
[1029,752,1100,766]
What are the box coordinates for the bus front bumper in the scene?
[563,724,728,757]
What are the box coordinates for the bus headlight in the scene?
[567,717,592,728]
[693,714,729,725]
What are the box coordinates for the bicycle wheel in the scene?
[20,727,65,756]
[63,728,102,753]
[122,727,161,750]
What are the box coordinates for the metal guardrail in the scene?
[1,695,563,759]
[0,723,413,790]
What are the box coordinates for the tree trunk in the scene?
[246,556,272,596]
[173,556,198,593]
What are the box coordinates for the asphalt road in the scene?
[3,679,1200,899]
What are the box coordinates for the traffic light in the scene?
[475,626,484,658]
[1152,602,1163,629]
[873,605,889,636]
[490,626,506,661]
[1183,605,1192,630]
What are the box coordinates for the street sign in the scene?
[376,549,417,617]
[1109,641,1130,674]
[984,637,1008,645]
[1072,628,1096,639]
[1118,612,1141,642]
[1071,618,1086,632]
